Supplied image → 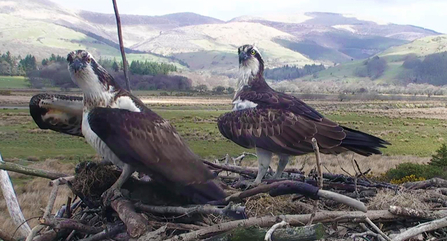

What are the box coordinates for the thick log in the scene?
[134,202,245,218]
[0,154,31,238]
[403,177,447,189]
[111,198,148,238]
[204,223,325,241]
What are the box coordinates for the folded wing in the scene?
[88,107,225,202]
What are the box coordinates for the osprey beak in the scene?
[72,59,83,72]
[239,52,249,64]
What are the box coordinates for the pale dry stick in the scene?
[264,220,288,241]
[26,179,60,241]
[308,138,323,225]
[0,153,31,238]
[0,161,68,180]
[392,216,447,241]
[365,217,391,241]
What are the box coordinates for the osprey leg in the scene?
[253,148,272,185]
[102,163,135,206]
[272,154,289,179]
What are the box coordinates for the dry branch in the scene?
[0,154,31,238]
[78,223,125,241]
[112,0,131,92]
[392,217,447,241]
[403,177,447,189]
[0,161,68,180]
[39,218,102,234]
[134,202,245,218]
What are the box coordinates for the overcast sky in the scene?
[56,0,446,33]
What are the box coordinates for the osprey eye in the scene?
[251,50,256,55]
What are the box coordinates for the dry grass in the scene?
[241,154,430,177]
[0,159,75,235]
[368,189,433,210]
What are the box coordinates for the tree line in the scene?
[8,52,186,91]
[401,52,447,86]
[264,64,325,81]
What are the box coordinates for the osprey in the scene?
[217,44,390,186]
[29,93,83,137]
[62,50,225,204]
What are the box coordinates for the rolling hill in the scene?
[305,35,447,85]
[0,0,441,80]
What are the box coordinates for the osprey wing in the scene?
[29,94,83,137]
[88,107,225,202]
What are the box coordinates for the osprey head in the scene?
[67,50,93,74]
[238,44,264,76]
[67,50,117,94]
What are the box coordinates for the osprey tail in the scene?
[340,126,390,156]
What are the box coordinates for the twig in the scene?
[392,217,447,241]
[203,160,257,178]
[0,161,68,180]
[309,138,323,225]
[0,153,31,238]
[137,225,167,241]
[264,220,288,241]
[311,138,323,189]
[112,0,131,92]
[365,217,391,241]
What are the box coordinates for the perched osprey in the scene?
[29,93,83,137]
[217,44,390,185]
[63,50,225,204]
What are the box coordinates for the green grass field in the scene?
[0,76,29,89]
[0,105,445,160]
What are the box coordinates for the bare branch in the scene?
[392,217,447,241]
[0,161,68,180]
[264,220,288,241]
[112,0,131,92]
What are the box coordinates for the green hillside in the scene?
[306,35,447,85]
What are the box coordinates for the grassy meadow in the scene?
[0,76,29,89]
[1,92,447,233]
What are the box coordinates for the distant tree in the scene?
[195,84,208,92]
[264,64,325,81]
[19,54,37,73]
[402,55,422,69]
[226,87,235,94]
[213,86,225,94]
[112,61,119,72]
[366,56,387,80]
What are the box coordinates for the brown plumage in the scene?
[217,44,390,182]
